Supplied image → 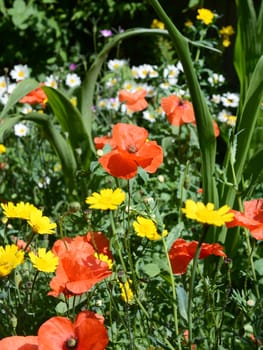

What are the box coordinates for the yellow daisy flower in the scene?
[119,279,134,303]
[0,144,6,154]
[27,211,57,234]
[196,8,214,25]
[219,25,235,36]
[1,201,40,220]
[0,244,24,277]
[85,188,125,210]
[151,19,165,30]
[29,248,58,273]
[181,199,234,226]
[133,216,168,240]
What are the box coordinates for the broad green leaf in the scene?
[142,263,161,277]
[234,0,263,108]
[220,56,263,250]
[254,258,263,276]
[149,0,218,209]
[176,285,188,322]
[42,86,93,168]
[0,78,39,119]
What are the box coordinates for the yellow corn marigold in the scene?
[0,244,24,277]
[85,188,125,210]
[182,200,234,226]
[133,216,168,240]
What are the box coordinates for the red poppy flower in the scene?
[161,94,220,137]
[161,95,195,126]
[119,89,148,112]
[97,123,163,179]
[37,311,108,350]
[20,84,47,108]
[49,234,112,297]
[94,135,116,150]
[86,231,113,260]
[168,238,226,275]
[226,199,263,240]
[0,336,38,349]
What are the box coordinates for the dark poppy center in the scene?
[178,99,184,106]
[65,336,78,349]
[127,144,138,153]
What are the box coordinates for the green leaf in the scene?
[0,78,39,119]
[234,0,263,107]
[176,285,188,322]
[42,86,93,168]
[142,263,161,277]
[254,258,263,276]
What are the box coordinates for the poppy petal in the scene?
[112,123,148,151]
[0,336,38,350]
[99,150,138,179]
[38,317,74,350]
[136,141,163,173]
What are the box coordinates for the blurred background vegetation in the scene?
[0,0,242,87]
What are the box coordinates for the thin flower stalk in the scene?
[187,225,208,349]
[161,234,181,349]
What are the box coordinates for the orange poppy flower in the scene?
[168,238,226,275]
[86,231,113,260]
[119,89,148,112]
[49,234,112,297]
[0,336,38,349]
[226,199,263,240]
[97,123,163,179]
[20,84,47,108]
[161,95,195,126]
[161,94,220,137]
[37,311,108,350]
[94,135,116,150]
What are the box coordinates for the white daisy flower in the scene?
[208,73,225,86]
[45,75,58,89]
[108,98,120,111]
[21,104,33,114]
[142,110,156,123]
[221,92,239,108]
[0,76,8,96]
[122,81,137,91]
[163,64,180,82]
[107,59,127,71]
[105,77,118,88]
[14,122,30,137]
[160,81,172,90]
[10,64,29,81]
[65,73,81,87]
[211,94,221,104]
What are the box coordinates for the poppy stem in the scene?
[161,235,181,349]
[243,231,260,300]
[30,270,40,304]
[187,224,208,349]
[126,180,138,288]
[109,211,127,275]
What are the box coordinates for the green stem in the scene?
[109,211,127,274]
[161,235,181,349]
[243,231,260,299]
[30,270,39,304]
[187,225,208,349]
